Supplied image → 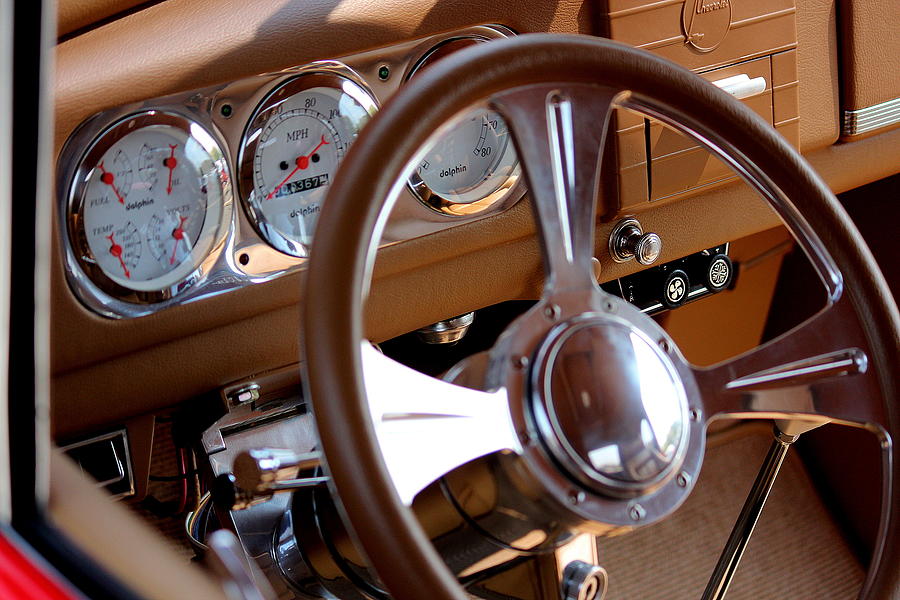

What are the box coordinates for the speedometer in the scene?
[238,69,377,257]
[66,112,231,302]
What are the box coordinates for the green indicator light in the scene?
[378,65,390,81]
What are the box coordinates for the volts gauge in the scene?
[66,111,231,305]
[239,69,378,256]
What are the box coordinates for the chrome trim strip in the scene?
[842,97,900,136]
[61,428,135,499]
[34,0,57,509]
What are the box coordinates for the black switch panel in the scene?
[603,244,733,315]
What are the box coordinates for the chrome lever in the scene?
[212,448,324,511]
[701,427,797,600]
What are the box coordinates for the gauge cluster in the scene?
[57,25,523,318]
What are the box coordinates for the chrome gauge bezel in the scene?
[237,66,379,257]
[65,110,233,309]
[406,110,522,217]
[404,35,524,217]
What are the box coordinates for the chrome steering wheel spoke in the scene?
[492,84,617,296]
[695,294,886,431]
[360,342,519,505]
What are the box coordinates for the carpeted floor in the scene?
[598,425,865,599]
[127,419,199,562]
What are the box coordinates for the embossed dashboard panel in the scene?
[47,0,900,448]
[599,0,800,208]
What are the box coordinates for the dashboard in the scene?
[50,0,899,447]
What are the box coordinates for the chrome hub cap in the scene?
[532,316,690,498]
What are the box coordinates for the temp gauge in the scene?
[407,37,521,215]
[66,112,231,303]
[239,69,378,256]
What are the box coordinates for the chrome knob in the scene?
[233,448,317,493]
[562,560,608,600]
[609,218,662,266]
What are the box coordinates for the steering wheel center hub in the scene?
[532,316,690,498]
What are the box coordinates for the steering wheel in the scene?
[302,35,900,599]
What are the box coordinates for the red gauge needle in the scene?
[266,134,329,200]
[164,144,178,195]
[169,215,188,265]
[98,161,125,204]
[106,232,130,278]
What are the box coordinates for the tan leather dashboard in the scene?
[50,0,900,437]
[839,0,900,113]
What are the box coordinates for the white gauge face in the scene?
[72,117,228,295]
[413,108,518,205]
[405,36,521,214]
[241,76,376,256]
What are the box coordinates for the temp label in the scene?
[91,223,115,236]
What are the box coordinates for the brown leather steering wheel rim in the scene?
[303,34,900,600]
